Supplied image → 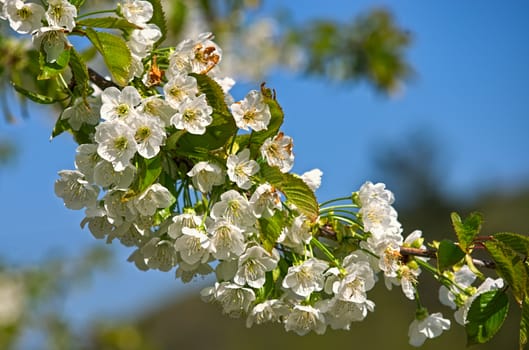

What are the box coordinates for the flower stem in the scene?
[319,196,353,207]
[310,237,340,267]
[77,9,117,20]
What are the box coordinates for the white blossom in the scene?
[246,299,289,328]
[45,0,77,32]
[226,148,259,190]
[174,227,210,265]
[100,86,141,121]
[134,183,174,217]
[93,160,135,189]
[205,282,255,318]
[234,246,278,288]
[317,298,375,330]
[260,132,294,173]
[127,24,161,59]
[282,258,328,298]
[163,73,199,107]
[141,237,178,272]
[300,168,323,192]
[167,32,222,77]
[408,312,451,347]
[120,0,153,26]
[171,94,213,135]
[138,96,176,127]
[5,0,45,34]
[284,304,326,336]
[61,96,100,131]
[249,183,282,218]
[74,143,100,183]
[129,114,166,158]
[210,190,256,230]
[439,265,476,309]
[278,215,312,252]
[32,26,70,63]
[207,219,246,260]
[95,120,137,171]
[55,170,99,210]
[230,90,271,131]
[187,161,225,193]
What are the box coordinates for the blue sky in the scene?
[1,0,528,330]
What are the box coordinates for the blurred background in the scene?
[0,0,528,349]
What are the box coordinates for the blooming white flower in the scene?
[120,0,153,26]
[249,183,282,218]
[171,94,213,135]
[408,312,451,347]
[81,213,114,239]
[215,259,238,282]
[317,298,375,330]
[174,227,210,265]
[5,0,45,34]
[167,212,203,239]
[55,170,99,210]
[141,237,178,272]
[282,258,328,298]
[210,190,256,230]
[260,132,294,173]
[163,73,199,107]
[176,259,214,283]
[61,96,100,131]
[358,181,395,206]
[226,148,260,190]
[246,299,289,328]
[300,168,323,192]
[45,0,77,32]
[74,143,99,183]
[234,246,278,288]
[187,161,224,193]
[203,282,255,318]
[103,189,138,226]
[94,120,137,171]
[284,304,326,336]
[278,215,312,252]
[127,24,161,59]
[100,86,141,121]
[168,32,222,77]
[207,219,246,260]
[129,114,166,158]
[134,183,174,217]
[325,259,376,303]
[230,90,271,131]
[93,160,135,189]
[439,265,477,309]
[138,96,176,127]
[359,200,402,240]
[454,277,504,326]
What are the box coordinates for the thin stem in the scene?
[319,196,353,208]
[319,204,359,213]
[77,9,117,20]
[311,237,340,267]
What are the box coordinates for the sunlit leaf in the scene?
[466,289,509,345]
[146,0,167,47]
[437,239,465,271]
[11,82,58,104]
[493,232,529,257]
[451,211,482,252]
[77,17,141,30]
[258,211,285,252]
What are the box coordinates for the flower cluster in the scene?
[1,1,514,348]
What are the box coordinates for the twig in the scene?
[88,67,119,90]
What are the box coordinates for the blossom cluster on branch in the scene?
[1,0,528,348]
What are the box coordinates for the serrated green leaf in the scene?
[51,116,71,139]
[259,211,286,252]
[146,0,167,47]
[11,82,58,104]
[485,239,528,305]
[176,74,237,154]
[260,164,319,221]
[68,48,89,98]
[77,17,141,30]
[451,211,483,252]
[85,28,131,86]
[493,232,529,257]
[521,295,529,350]
[466,289,509,345]
[437,239,465,271]
[38,48,71,80]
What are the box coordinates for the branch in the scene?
[88,67,119,90]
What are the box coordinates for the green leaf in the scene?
[466,289,509,345]
[176,74,237,154]
[168,0,187,36]
[11,82,58,104]
[260,164,319,221]
[51,117,70,139]
[492,232,529,257]
[68,48,89,98]
[521,295,529,350]
[38,48,71,80]
[77,17,141,30]
[146,0,167,47]
[137,155,163,193]
[451,211,483,252]
[85,28,131,86]
[69,0,86,8]
[437,239,465,271]
[485,239,528,305]
[258,211,286,252]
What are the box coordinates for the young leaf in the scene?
[258,211,285,252]
[11,83,58,104]
[485,239,528,305]
[521,295,529,350]
[68,48,89,98]
[168,0,187,36]
[77,17,141,31]
[492,232,529,257]
[38,48,71,80]
[466,289,509,346]
[136,155,163,193]
[437,239,465,271]
[146,0,167,47]
[260,164,319,221]
[85,28,131,86]
[451,211,483,252]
